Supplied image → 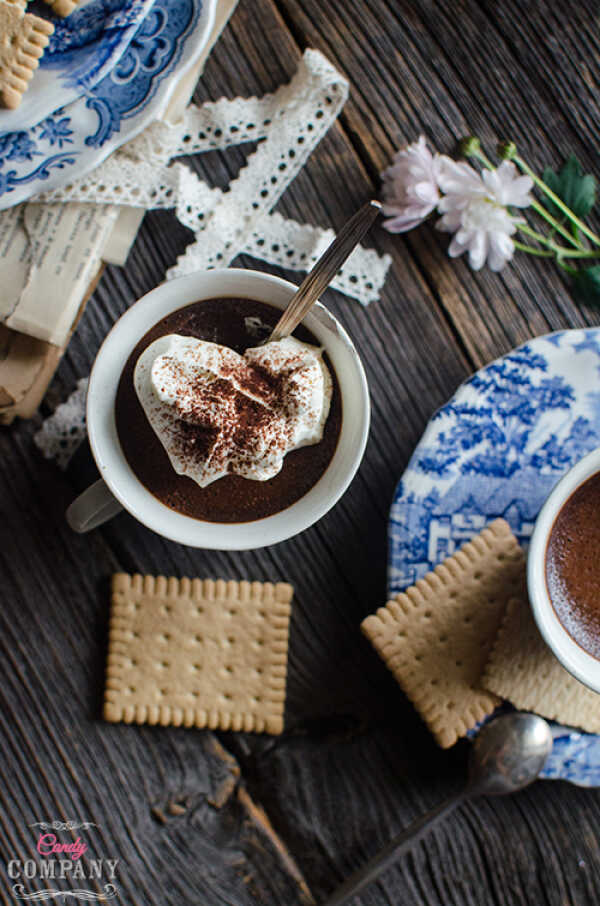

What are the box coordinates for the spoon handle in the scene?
[268,199,381,343]
[321,792,463,906]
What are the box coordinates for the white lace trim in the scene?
[34,377,88,469]
[243,212,389,305]
[34,49,390,306]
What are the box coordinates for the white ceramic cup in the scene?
[66,269,370,549]
[528,445,600,693]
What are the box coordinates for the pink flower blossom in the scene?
[381,136,441,233]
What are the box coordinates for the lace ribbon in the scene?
[34,49,390,305]
[35,377,88,469]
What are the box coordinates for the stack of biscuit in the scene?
[363,518,600,747]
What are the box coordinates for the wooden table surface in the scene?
[3,1,600,903]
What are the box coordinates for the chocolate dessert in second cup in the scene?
[545,471,600,659]
[115,297,342,523]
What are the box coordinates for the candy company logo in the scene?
[7,821,119,901]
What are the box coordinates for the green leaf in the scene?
[542,154,596,220]
[572,265,600,304]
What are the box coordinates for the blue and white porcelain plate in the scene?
[0,0,157,134]
[388,328,600,786]
[0,0,216,209]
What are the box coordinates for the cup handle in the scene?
[66,479,123,533]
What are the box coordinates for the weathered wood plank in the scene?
[0,426,314,904]
[276,0,600,366]
[226,726,600,906]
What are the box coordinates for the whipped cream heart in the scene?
[134,333,333,487]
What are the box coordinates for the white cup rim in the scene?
[86,268,370,549]
[528,445,600,693]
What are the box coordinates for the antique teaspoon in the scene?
[322,712,553,906]
[266,199,381,343]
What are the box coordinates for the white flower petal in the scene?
[507,174,534,202]
[482,166,502,197]
[467,231,488,270]
[482,161,533,208]
[383,211,431,233]
[436,210,463,232]
[413,180,440,203]
[383,200,435,220]
[488,232,514,270]
[454,226,473,245]
[437,156,486,197]
[447,233,471,257]
[437,194,471,213]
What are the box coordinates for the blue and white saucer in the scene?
[0,0,157,134]
[388,328,600,786]
[0,0,216,209]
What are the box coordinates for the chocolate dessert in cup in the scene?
[528,445,600,693]
[66,269,370,549]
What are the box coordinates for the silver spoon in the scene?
[267,199,381,343]
[322,712,553,906]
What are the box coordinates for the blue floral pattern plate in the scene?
[0,0,216,209]
[0,0,157,135]
[388,329,600,786]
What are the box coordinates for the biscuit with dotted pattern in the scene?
[104,573,293,734]
[362,519,525,748]
[482,596,600,734]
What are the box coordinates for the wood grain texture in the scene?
[277,0,600,361]
[2,0,600,904]
[0,431,311,904]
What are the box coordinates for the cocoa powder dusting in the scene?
[115,298,342,523]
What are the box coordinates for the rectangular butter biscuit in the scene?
[362,519,525,748]
[482,596,600,734]
[104,574,293,735]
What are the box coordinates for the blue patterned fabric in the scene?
[388,329,600,786]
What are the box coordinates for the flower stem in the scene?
[554,248,600,260]
[516,223,556,246]
[513,240,554,258]
[556,259,578,276]
[467,147,494,170]
[527,199,581,249]
[516,223,600,259]
[514,154,600,247]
